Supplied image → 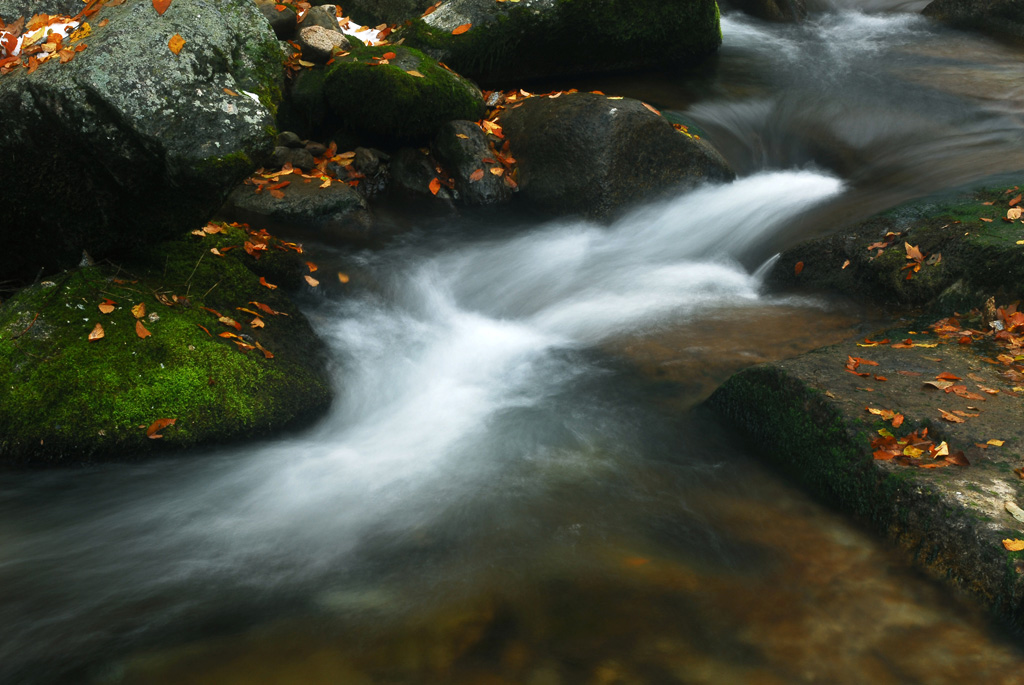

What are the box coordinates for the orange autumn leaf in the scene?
[168,33,184,55]
[197,324,212,336]
[338,272,350,283]
[259,276,278,290]
[223,88,238,97]
[469,168,484,182]
[1003,539,1024,552]
[218,316,242,330]
[135,320,152,339]
[1010,194,1022,207]
[642,102,661,116]
[153,0,172,15]
[936,372,961,381]
[429,177,441,195]
[250,317,265,328]
[451,23,471,35]
[88,323,104,341]
[305,261,318,273]
[98,300,116,314]
[794,261,804,276]
[304,275,320,287]
[131,302,146,319]
[146,417,176,439]
[382,51,396,59]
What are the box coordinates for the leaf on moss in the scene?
[146,417,176,439]
[88,323,104,341]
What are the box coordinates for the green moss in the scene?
[398,0,722,85]
[0,230,332,466]
[322,45,484,142]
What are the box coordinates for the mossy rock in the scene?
[766,178,1024,310]
[923,0,1024,45]
[397,0,722,86]
[0,229,332,466]
[318,45,485,143]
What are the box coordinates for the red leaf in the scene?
[152,0,172,15]
[146,417,176,439]
[429,177,442,195]
[794,261,804,276]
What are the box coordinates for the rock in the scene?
[499,93,734,220]
[314,45,484,142]
[257,1,298,40]
[350,147,391,198]
[221,177,374,242]
[0,229,332,465]
[922,0,1024,44]
[390,147,455,204]
[277,131,305,148]
[0,0,283,285]
[764,177,1024,310]
[723,0,807,22]
[297,24,350,63]
[706,322,1024,628]
[268,146,317,172]
[398,0,722,84]
[340,0,435,26]
[298,4,343,33]
[0,0,80,19]
[305,141,328,157]
[432,120,511,206]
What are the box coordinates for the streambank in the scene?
[708,177,1024,627]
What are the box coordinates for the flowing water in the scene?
[4,3,1024,684]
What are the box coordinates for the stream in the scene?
[4,2,1024,683]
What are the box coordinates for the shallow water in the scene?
[4,3,1024,684]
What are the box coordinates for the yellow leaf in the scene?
[988,439,1005,446]
[406,69,425,78]
[131,302,146,319]
[168,33,185,55]
[1003,539,1024,551]
[903,445,924,458]
[304,275,320,287]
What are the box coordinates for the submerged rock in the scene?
[398,0,723,85]
[0,228,333,466]
[499,93,734,220]
[923,0,1024,44]
[0,0,284,284]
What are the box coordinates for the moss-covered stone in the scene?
[0,229,332,466]
[706,334,1024,628]
[766,178,1024,310]
[397,0,722,86]
[320,45,485,142]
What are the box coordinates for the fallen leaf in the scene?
[794,261,804,275]
[250,317,265,328]
[146,417,176,439]
[98,301,115,314]
[219,316,242,330]
[406,69,425,78]
[259,276,278,290]
[382,51,396,59]
[841,259,850,269]
[304,275,320,287]
[131,302,146,319]
[938,408,965,423]
[429,177,441,195]
[1009,207,1022,221]
[980,217,993,222]
[255,341,274,359]
[338,272,350,284]
[88,323,104,341]
[923,380,954,390]
[892,413,904,427]
[223,88,238,97]
[451,23,471,34]
[135,320,151,339]
[197,324,211,336]
[168,33,184,55]
[905,242,924,262]
[945,451,969,466]
[988,439,1005,446]
[153,0,172,14]
[936,372,961,380]
[1010,194,1022,207]
[1003,539,1024,552]
[469,168,484,182]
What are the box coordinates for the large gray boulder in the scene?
[0,0,284,284]
[0,0,80,19]
[499,93,734,220]
[922,0,1024,43]
[398,0,722,85]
